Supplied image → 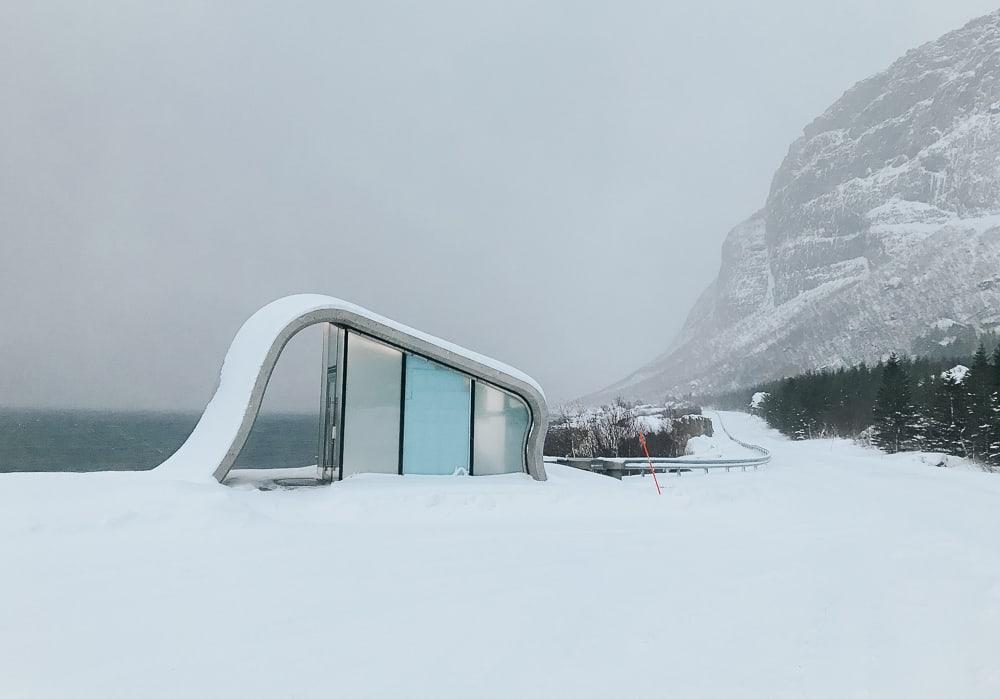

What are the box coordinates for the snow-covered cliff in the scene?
[599,10,1000,402]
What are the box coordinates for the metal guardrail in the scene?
[548,412,771,478]
[712,410,772,462]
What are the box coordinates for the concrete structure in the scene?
[156,295,548,484]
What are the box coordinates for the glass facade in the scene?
[340,333,402,477]
[473,382,530,475]
[330,329,530,479]
[402,355,471,475]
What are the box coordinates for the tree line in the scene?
[709,343,1000,471]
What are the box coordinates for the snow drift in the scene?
[3,412,999,697]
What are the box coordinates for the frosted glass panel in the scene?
[341,333,402,477]
[402,355,471,475]
[473,383,529,475]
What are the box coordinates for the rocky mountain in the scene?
[597,9,1000,403]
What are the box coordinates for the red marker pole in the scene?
[638,431,662,495]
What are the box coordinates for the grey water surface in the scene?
[0,409,318,473]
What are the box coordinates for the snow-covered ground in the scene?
[3,412,1000,698]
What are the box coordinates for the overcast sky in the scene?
[2,0,997,412]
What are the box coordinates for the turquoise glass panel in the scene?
[402,355,471,475]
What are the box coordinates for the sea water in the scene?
[0,409,319,472]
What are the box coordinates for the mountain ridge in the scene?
[592,9,1000,404]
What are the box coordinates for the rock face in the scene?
[597,10,1000,403]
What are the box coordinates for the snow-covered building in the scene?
[157,295,548,484]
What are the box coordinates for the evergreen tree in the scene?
[871,354,915,453]
[909,376,936,451]
[927,370,970,456]
[707,341,1000,466]
[965,345,993,460]
[921,375,952,453]
[992,344,1000,390]
[987,345,1000,470]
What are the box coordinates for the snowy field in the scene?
[3,412,1000,698]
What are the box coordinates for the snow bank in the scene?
[4,412,999,697]
[683,434,722,458]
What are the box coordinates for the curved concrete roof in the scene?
[155,294,548,483]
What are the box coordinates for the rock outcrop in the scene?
[596,10,1000,402]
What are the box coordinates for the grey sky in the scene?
[2,0,996,411]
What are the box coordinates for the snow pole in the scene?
[637,431,662,495]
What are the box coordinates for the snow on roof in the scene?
[156,294,544,481]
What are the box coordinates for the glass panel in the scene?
[340,332,402,477]
[232,323,324,473]
[402,355,471,475]
[319,323,341,480]
[473,383,529,475]
[322,364,337,472]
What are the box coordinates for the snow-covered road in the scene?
[2,413,999,698]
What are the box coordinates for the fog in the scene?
[2,0,996,411]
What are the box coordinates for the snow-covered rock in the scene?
[941,364,970,383]
[919,452,950,468]
[594,10,1000,402]
[635,414,669,433]
[683,434,722,458]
